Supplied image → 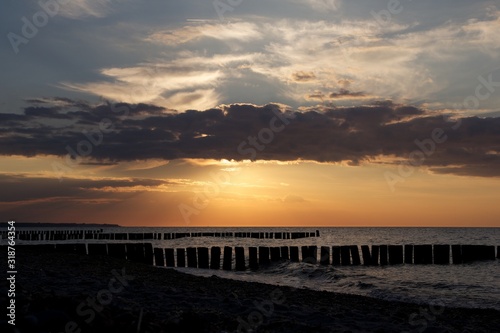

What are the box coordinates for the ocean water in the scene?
[14,227,500,310]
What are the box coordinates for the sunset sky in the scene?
[1,0,499,226]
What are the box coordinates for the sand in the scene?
[1,246,499,332]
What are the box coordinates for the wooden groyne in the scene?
[1,230,320,241]
[4,244,498,269]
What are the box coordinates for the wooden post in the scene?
[332,246,341,265]
[433,245,450,264]
[482,245,495,260]
[270,247,281,261]
[280,246,289,260]
[144,243,154,265]
[249,247,258,270]
[350,245,361,265]
[75,244,86,255]
[154,248,164,266]
[197,247,209,269]
[308,246,318,264]
[361,245,371,266]
[404,245,413,264]
[379,245,388,265]
[451,245,462,264]
[88,243,107,256]
[210,247,221,269]
[223,246,232,270]
[414,245,432,264]
[165,248,175,267]
[108,243,126,259]
[340,246,351,265]
[235,247,246,271]
[290,246,299,262]
[370,245,379,265]
[259,247,270,265]
[320,246,330,265]
[177,248,185,267]
[187,247,197,268]
[388,245,403,265]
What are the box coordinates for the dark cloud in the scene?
[329,89,365,99]
[0,98,499,177]
[307,89,366,100]
[0,174,168,203]
[291,71,316,82]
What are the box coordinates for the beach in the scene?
[1,246,499,333]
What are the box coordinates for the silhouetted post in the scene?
[497,246,500,259]
[350,245,361,265]
[235,247,246,271]
[281,246,289,260]
[129,243,143,262]
[433,245,450,264]
[369,245,379,265]
[361,245,371,265]
[270,247,281,261]
[197,247,209,269]
[320,246,330,265]
[414,245,432,264]
[259,246,270,265]
[108,244,126,259]
[210,247,221,269]
[404,245,413,264]
[144,243,154,265]
[187,247,197,268]
[332,246,341,265]
[451,245,462,264]
[164,248,175,267]
[88,243,107,256]
[249,247,258,270]
[316,230,320,237]
[177,248,185,267]
[290,246,299,262]
[307,246,317,264]
[301,246,318,264]
[154,248,164,266]
[379,245,388,265]
[388,245,403,265]
[340,246,351,265]
[223,246,232,270]
[482,245,495,260]
[154,247,165,267]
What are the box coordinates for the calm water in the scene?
[14,227,500,310]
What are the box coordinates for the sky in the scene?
[0,0,499,227]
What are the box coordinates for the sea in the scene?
[13,227,500,310]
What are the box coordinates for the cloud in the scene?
[57,0,125,19]
[146,22,263,46]
[295,0,341,12]
[0,174,169,203]
[0,99,499,177]
[306,89,367,101]
[291,71,316,82]
[283,194,307,203]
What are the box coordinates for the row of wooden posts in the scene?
[8,243,499,269]
[2,230,320,241]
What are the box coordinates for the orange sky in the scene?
[1,156,499,227]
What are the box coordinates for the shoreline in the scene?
[2,247,499,332]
